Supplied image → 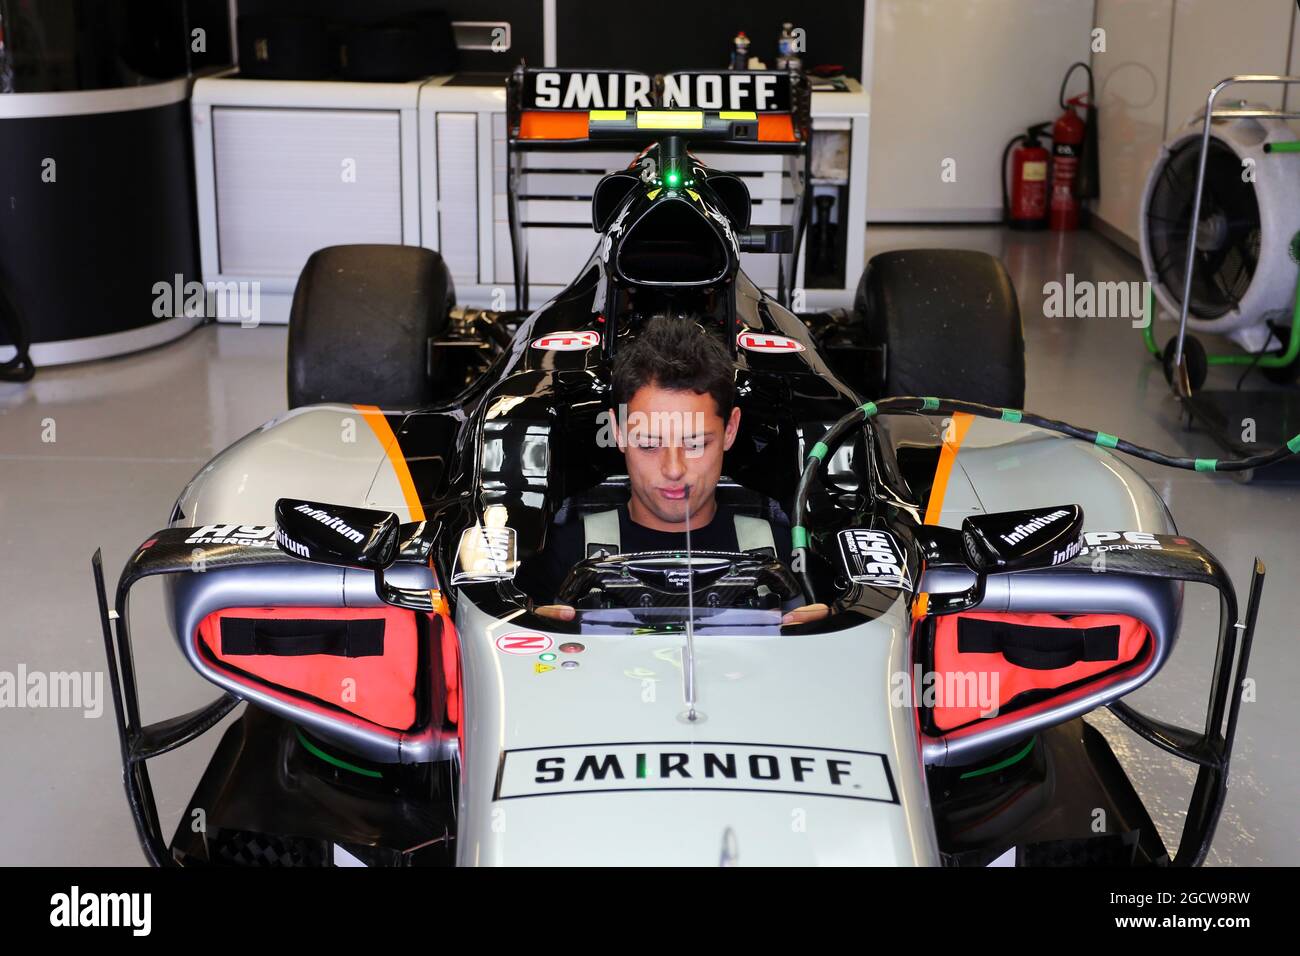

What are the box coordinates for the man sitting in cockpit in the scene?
[521,316,828,625]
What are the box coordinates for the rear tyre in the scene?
[854,249,1026,407]
[287,244,454,409]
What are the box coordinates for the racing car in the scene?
[93,68,1260,866]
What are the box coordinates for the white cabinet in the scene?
[213,108,403,277]
[433,112,480,284]
[191,72,423,324]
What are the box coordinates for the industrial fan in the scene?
[1140,105,1300,364]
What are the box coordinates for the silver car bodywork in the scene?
[163,406,1181,866]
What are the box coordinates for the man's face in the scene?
[613,381,741,532]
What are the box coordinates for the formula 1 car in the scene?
[93,68,1260,867]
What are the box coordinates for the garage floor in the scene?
[1,225,1296,865]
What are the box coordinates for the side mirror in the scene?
[961,505,1084,573]
[274,498,400,571]
[275,498,438,611]
[927,505,1084,614]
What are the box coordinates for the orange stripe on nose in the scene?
[913,412,973,622]
[355,405,426,522]
[922,411,973,526]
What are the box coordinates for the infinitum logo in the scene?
[294,504,365,543]
[999,509,1070,546]
[50,886,151,936]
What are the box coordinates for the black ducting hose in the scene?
[0,278,36,383]
[791,395,1300,602]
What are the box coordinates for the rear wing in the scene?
[506,66,812,148]
[503,66,812,309]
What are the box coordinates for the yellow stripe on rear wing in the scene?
[635,110,703,130]
[587,109,759,142]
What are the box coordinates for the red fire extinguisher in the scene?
[1050,95,1087,230]
[1002,123,1051,229]
[1049,62,1098,231]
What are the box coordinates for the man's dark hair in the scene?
[612,317,735,418]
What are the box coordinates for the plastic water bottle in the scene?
[730,31,750,71]
[777,22,802,72]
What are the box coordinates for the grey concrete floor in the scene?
[1,226,1296,865]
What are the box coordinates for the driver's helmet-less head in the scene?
[610,316,740,531]
[612,316,735,421]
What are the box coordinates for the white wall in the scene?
[1092,0,1300,247]
[1163,0,1293,133]
[1089,0,1173,246]
[866,0,1096,221]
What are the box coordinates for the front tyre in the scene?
[854,249,1026,407]
[287,244,454,409]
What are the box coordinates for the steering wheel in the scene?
[555,550,801,612]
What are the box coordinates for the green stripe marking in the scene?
[859,401,879,417]
[809,441,829,462]
[1194,458,1218,472]
[1095,432,1119,449]
[922,397,940,411]
[296,729,384,779]
[637,753,647,779]
[1000,408,1022,423]
[791,526,808,549]
[959,737,1036,780]
[1288,434,1300,454]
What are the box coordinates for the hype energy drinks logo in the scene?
[452,525,517,584]
[184,524,277,547]
[494,742,897,803]
[838,529,911,590]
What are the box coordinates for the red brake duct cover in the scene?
[930,611,1150,732]
[198,606,418,730]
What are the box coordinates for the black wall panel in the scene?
[236,0,545,73]
[0,102,200,345]
[556,0,863,78]
[1,0,233,93]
